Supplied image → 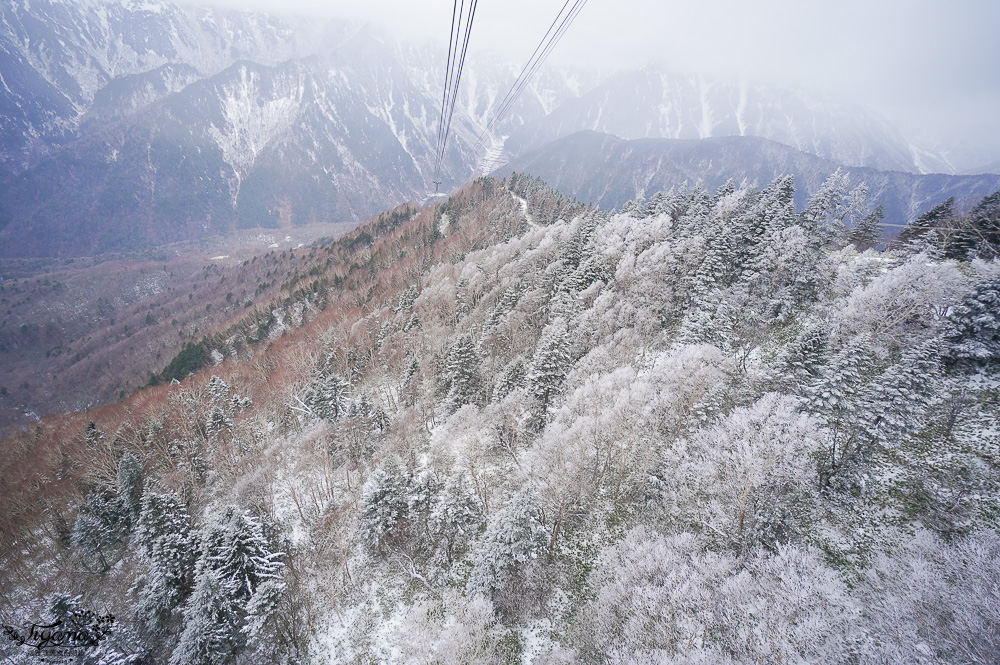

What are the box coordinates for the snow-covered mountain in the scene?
[0,0,977,258]
[503,65,953,174]
[0,0,347,169]
[0,1,494,256]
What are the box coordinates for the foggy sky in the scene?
[178,0,1000,167]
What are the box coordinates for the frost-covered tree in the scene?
[848,203,884,250]
[443,334,484,412]
[429,473,483,564]
[829,253,965,349]
[662,394,821,552]
[135,489,195,630]
[527,319,572,411]
[384,592,504,664]
[303,372,350,421]
[945,274,1000,365]
[170,568,239,665]
[359,456,414,554]
[728,175,794,255]
[581,527,863,664]
[838,182,871,241]
[468,488,547,614]
[860,529,1000,664]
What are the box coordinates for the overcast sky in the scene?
[181,0,1000,165]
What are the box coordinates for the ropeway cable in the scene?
[433,0,479,189]
[474,0,589,153]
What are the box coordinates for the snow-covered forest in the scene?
[1,173,999,664]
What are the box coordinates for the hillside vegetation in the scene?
[0,222,355,435]
[1,174,998,664]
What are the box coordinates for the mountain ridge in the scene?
[0,0,989,259]
[496,131,1000,229]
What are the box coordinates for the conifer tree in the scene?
[240,577,287,649]
[467,488,547,604]
[758,174,797,235]
[443,334,483,412]
[806,335,878,487]
[690,235,732,299]
[169,569,239,665]
[713,179,737,203]
[773,325,829,388]
[896,197,956,254]
[619,198,641,215]
[205,405,232,438]
[838,182,871,243]
[560,254,609,295]
[205,510,284,602]
[135,489,195,630]
[799,169,849,236]
[806,335,877,420]
[303,373,350,421]
[115,451,143,526]
[855,338,942,447]
[85,420,104,446]
[71,494,120,570]
[643,191,668,217]
[359,456,414,554]
[945,275,1000,365]
[483,285,520,331]
[72,452,144,569]
[171,508,285,662]
[429,473,483,564]
[968,189,1000,258]
[848,203,885,250]
[527,319,572,411]
[207,375,230,403]
[493,358,526,402]
[396,284,419,312]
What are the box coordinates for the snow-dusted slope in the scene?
[0,0,346,169]
[0,0,975,258]
[505,66,940,174]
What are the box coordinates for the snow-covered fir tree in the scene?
[526,318,572,412]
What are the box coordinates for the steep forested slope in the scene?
[0,221,358,435]
[1,174,998,664]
